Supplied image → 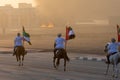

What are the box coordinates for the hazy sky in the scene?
[0,0,120,25]
[35,0,120,20]
[1,0,120,19]
[0,0,35,8]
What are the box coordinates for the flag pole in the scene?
[65,26,69,50]
[117,24,119,42]
[65,40,67,50]
[117,24,120,51]
[22,26,25,46]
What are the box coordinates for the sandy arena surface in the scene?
[0,48,118,80]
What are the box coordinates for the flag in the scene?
[66,26,75,40]
[23,26,32,45]
[117,24,120,42]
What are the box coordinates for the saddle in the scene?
[110,52,117,56]
[106,52,117,64]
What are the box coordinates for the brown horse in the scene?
[53,49,70,71]
[15,46,27,66]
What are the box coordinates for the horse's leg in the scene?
[105,64,109,75]
[64,58,66,71]
[16,55,19,62]
[113,63,118,78]
[56,58,60,69]
[114,65,118,78]
[18,55,21,66]
[112,65,115,77]
[53,57,56,68]
[21,55,24,66]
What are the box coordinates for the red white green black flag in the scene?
[66,26,75,40]
[22,26,32,45]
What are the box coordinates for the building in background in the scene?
[0,3,40,28]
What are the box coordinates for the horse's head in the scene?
[104,43,110,53]
[104,45,108,53]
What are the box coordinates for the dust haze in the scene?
[31,0,120,54]
[35,0,120,21]
[0,0,119,54]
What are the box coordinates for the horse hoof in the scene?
[104,73,107,75]
[115,75,118,78]
[56,66,58,70]
[113,75,118,78]
[104,72,107,75]
[54,66,56,68]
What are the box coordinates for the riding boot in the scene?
[13,46,17,56]
[54,49,57,57]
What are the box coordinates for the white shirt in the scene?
[55,37,65,48]
[14,36,23,46]
[107,42,120,54]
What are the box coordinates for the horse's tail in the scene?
[64,51,70,62]
[66,55,70,62]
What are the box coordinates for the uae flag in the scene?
[117,24,120,42]
[66,26,75,40]
[23,26,32,45]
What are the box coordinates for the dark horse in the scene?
[15,46,27,66]
[53,49,70,71]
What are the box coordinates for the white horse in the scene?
[109,53,120,78]
[105,44,120,78]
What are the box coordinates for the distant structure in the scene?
[0,3,40,29]
[19,3,32,8]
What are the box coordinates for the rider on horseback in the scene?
[13,33,26,56]
[54,33,65,55]
[54,33,69,60]
[105,38,120,64]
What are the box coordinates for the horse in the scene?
[53,49,70,71]
[104,43,120,78]
[15,46,27,66]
